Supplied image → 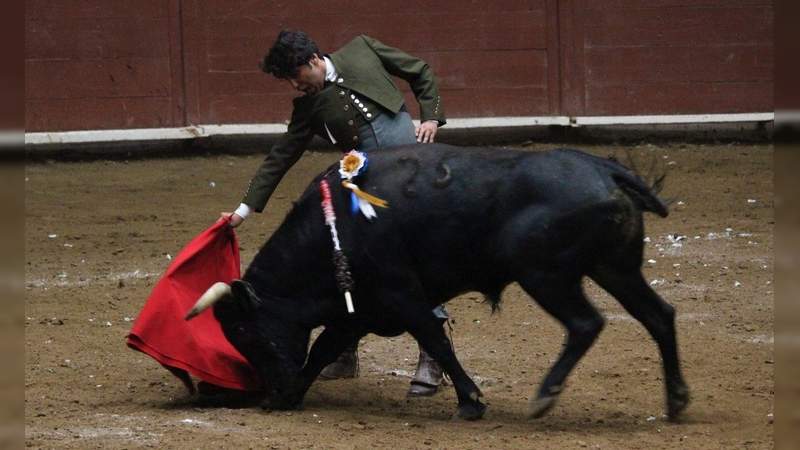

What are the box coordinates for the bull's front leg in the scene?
[297,326,364,395]
[402,311,486,420]
[261,326,361,411]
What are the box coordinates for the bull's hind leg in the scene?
[590,267,689,420]
[518,274,606,419]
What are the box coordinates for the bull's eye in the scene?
[237,325,246,334]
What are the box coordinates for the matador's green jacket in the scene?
[241,35,446,212]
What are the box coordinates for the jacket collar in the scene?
[327,51,358,88]
[323,56,338,83]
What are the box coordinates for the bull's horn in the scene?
[184,282,231,320]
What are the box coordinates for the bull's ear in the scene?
[230,279,262,313]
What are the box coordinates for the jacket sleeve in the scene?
[241,100,313,213]
[361,35,446,126]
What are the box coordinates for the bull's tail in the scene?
[558,148,669,218]
[611,171,669,218]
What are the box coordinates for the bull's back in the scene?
[362,145,618,223]
[333,145,627,297]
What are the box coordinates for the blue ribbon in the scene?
[350,191,360,215]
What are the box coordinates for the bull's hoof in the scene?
[528,395,558,419]
[456,402,487,421]
[667,384,690,421]
[407,382,439,397]
[194,383,263,407]
[262,396,303,411]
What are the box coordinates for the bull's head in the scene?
[185,280,310,408]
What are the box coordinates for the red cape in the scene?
[126,219,261,392]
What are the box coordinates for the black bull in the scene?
[186,144,690,421]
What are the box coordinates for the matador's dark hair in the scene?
[261,30,320,79]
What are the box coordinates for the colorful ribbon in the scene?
[319,179,355,314]
[339,150,389,219]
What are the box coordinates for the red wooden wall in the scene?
[26,1,184,131]
[25,0,773,132]
[560,0,773,115]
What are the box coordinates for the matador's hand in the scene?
[415,120,439,144]
[220,212,244,228]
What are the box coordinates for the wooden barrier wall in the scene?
[25,0,773,132]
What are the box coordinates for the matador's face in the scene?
[288,54,326,96]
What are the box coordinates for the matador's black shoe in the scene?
[319,348,359,380]
[407,349,444,397]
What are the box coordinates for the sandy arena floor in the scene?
[25,143,773,448]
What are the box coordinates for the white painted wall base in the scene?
[25,112,773,146]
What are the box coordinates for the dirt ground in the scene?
[25,143,774,449]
